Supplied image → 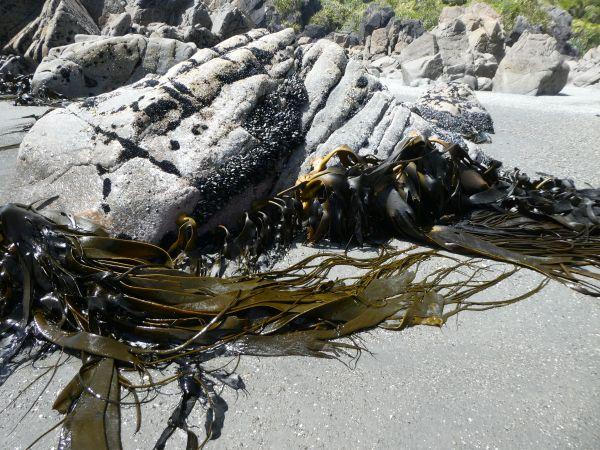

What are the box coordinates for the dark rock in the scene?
[211,4,253,39]
[506,15,542,47]
[0,0,45,49]
[302,24,329,40]
[0,56,34,77]
[359,3,394,41]
[387,18,425,54]
[3,0,100,63]
[545,6,577,57]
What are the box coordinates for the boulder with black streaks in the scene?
[3,0,100,63]
[10,29,303,242]
[31,34,198,98]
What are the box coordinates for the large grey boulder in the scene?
[493,32,569,95]
[433,3,505,85]
[10,29,489,244]
[4,0,100,63]
[31,34,197,97]
[571,45,600,87]
[399,33,443,85]
[211,4,253,39]
[11,29,300,242]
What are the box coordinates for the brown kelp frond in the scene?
[199,135,599,296]
[0,201,543,448]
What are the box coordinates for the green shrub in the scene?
[571,18,600,52]
[306,0,599,53]
[309,0,368,32]
[274,0,301,17]
[486,0,551,30]
[388,0,446,29]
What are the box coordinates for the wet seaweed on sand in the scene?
[0,136,598,448]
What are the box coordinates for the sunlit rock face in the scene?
[9,28,488,243]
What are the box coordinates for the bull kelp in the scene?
[0,136,598,448]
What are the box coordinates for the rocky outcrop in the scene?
[101,12,132,37]
[31,35,197,98]
[506,15,543,47]
[0,0,323,73]
[506,7,577,57]
[0,0,45,49]
[387,19,425,54]
[221,0,320,30]
[545,6,577,57]
[411,82,494,143]
[433,3,504,86]
[493,32,569,95]
[398,33,443,86]
[571,45,600,87]
[11,29,300,242]
[211,3,253,39]
[9,30,488,244]
[4,0,100,63]
[359,3,394,41]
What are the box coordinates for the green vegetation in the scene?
[305,0,599,53]
[310,0,367,32]
[552,0,600,53]
[571,19,600,53]
[274,0,301,16]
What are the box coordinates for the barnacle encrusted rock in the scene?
[411,82,494,143]
[12,29,300,242]
[9,30,485,244]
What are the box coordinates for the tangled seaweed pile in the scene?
[0,136,598,448]
[0,72,62,106]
